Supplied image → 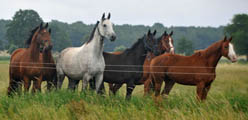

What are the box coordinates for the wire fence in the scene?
[2,62,217,76]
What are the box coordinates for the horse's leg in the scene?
[37,76,42,92]
[7,78,19,96]
[144,75,153,96]
[23,76,31,93]
[32,76,42,93]
[89,78,96,90]
[108,83,114,95]
[95,73,104,94]
[196,82,205,101]
[202,82,212,100]
[110,84,123,95]
[57,73,65,89]
[68,78,78,91]
[161,79,175,96]
[82,74,91,92]
[47,78,52,92]
[53,74,58,90]
[126,81,136,100]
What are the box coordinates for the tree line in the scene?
[0,9,247,60]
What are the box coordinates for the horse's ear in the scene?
[170,31,173,36]
[40,22,43,29]
[107,13,111,19]
[45,23,48,28]
[163,31,168,36]
[224,36,227,42]
[148,29,151,35]
[153,30,157,36]
[102,13,105,21]
[229,37,232,42]
[49,28,51,34]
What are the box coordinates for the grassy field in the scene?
[0,60,248,120]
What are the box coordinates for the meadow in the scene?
[0,60,247,120]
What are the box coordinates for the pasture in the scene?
[0,60,248,120]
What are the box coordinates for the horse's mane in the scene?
[193,40,223,57]
[86,21,100,44]
[25,26,40,48]
[124,36,144,54]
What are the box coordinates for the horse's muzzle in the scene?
[110,35,116,42]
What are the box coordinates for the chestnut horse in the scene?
[146,36,237,100]
[7,23,52,96]
[109,31,175,95]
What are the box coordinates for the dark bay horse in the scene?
[7,23,53,96]
[109,31,175,95]
[146,36,237,100]
[39,31,57,91]
[100,30,159,99]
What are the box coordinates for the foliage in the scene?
[176,37,194,56]
[49,20,72,52]
[7,44,18,54]
[225,14,248,60]
[0,9,224,52]
[0,19,11,50]
[6,9,43,48]
[114,45,126,52]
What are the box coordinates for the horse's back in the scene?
[151,53,214,85]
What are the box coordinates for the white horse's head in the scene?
[98,13,116,41]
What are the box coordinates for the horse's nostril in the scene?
[111,36,116,41]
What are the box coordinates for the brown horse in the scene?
[7,23,52,96]
[109,31,175,95]
[39,28,57,91]
[146,36,237,100]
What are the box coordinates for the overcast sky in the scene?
[0,0,247,27]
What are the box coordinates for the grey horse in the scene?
[56,13,116,93]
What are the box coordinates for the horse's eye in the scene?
[224,46,228,49]
[103,24,107,27]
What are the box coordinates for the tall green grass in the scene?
[0,62,247,120]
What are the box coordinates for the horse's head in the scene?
[159,31,174,54]
[98,13,116,41]
[29,23,52,53]
[143,29,159,55]
[221,36,237,63]
[37,23,52,53]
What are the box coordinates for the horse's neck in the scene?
[43,51,53,63]
[126,42,146,63]
[83,29,104,56]
[28,41,40,62]
[203,42,222,67]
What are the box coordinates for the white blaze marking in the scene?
[169,37,174,52]
[228,43,237,61]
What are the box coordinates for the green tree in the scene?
[176,37,194,56]
[49,20,72,52]
[225,14,248,61]
[6,9,43,48]
[0,19,11,50]
[114,45,126,52]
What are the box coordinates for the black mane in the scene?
[124,35,145,54]
[25,26,40,48]
[86,21,100,44]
